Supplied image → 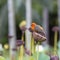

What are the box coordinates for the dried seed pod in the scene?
[25,48,32,56]
[52,26,59,32]
[16,40,24,46]
[19,21,26,31]
[32,32,46,42]
[50,55,59,60]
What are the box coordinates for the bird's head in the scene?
[30,23,36,31]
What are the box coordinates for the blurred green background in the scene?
[0,0,58,46]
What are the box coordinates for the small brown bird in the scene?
[29,23,46,42]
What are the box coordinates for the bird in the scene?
[29,23,46,42]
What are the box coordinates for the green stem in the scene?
[37,42,40,60]
[54,31,58,55]
[19,32,24,60]
[31,36,35,55]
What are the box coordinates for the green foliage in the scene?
[0,56,6,60]
[32,0,54,12]
[0,0,58,44]
[38,52,50,60]
[0,0,7,9]
[0,37,8,45]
